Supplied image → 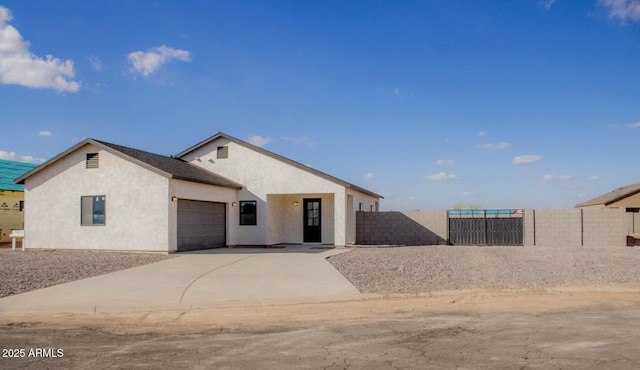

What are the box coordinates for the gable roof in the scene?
[0,159,38,192]
[15,139,243,189]
[176,132,383,199]
[575,183,640,208]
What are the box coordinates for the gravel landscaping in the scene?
[0,249,173,298]
[328,246,640,294]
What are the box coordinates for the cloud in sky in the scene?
[0,6,80,92]
[478,131,486,137]
[512,155,541,165]
[422,172,460,181]
[88,56,102,71]
[38,130,52,137]
[0,150,46,164]
[542,0,556,9]
[462,191,474,196]
[364,172,375,179]
[435,159,455,166]
[599,0,640,23]
[247,135,272,147]
[479,142,511,150]
[283,135,314,146]
[589,175,603,181]
[626,121,640,128]
[542,174,571,182]
[128,45,192,78]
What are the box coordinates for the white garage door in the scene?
[177,200,226,252]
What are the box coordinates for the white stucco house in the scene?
[15,133,382,252]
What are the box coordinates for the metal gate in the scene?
[448,209,523,246]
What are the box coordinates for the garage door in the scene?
[177,200,226,251]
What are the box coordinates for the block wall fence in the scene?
[355,208,629,247]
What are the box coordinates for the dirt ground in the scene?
[2,285,640,369]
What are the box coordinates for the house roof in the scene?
[575,183,640,208]
[176,132,384,199]
[0,159,38,192]
[15,139,243,190]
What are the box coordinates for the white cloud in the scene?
[88,56,102,71]
[599,0,640,23]
[462,191,474,196]
[393,87,400,96]
[38,130,52,137]
[0,150,45,164]
[626,121,640,128]
[128,45,192,78]
[247,135,272,147]
[0,6,80,92]
[512,155,541,165]
[478,131,486,137]
[422,172,460,181]
[542,174,571,182]
[283,136,314,146]
[589,175,603,181]
[364,172,375,179]
[480,142,511,150]
[542,0,556,9]
[435,159,455,166]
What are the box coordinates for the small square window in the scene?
[86,153,99,168]
[217,146,229,159]
[239,200,257,225]
[81,196,106,226]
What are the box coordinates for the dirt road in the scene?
[1,286,640,369]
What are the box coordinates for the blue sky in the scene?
[1,1,639,210]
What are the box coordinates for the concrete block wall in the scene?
[526,209,581,247]
[355,210,447,246]
[582,208,626,247]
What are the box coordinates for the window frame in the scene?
[239,200,257,226]
[81,195,106,226]
[217,146,229,159]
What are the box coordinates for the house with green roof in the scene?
[0,159,38,243]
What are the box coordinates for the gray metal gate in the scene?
[448,209,523,246]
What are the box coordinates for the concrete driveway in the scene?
[0,246,364,314]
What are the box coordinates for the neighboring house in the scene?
[0,159,37,243]
[15,133,382,252]
[575,183,640,212]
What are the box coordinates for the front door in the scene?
[303,198,321,243]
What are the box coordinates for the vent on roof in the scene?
[217,146,228,159]
[86,153,99,169]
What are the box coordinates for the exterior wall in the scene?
[0,190,24,243]
[266,193,335,245]
[356,210,447,246]
[346,189,379,244]
[24,144,170,252]
[609,191,640,209]
[529,209,582,247]
[582,208,627,247]
[181,138,367,245]
[628,212,640,234]
[168,179,239,251]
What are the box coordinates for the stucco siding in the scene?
[168,179,239,251]
[24,144,170,251]
[609,191,640,209]
[182,138,352,245]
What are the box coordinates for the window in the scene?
[239,201,257,225]
[217,146,229,159]
[370,204,374,212]
[358,202,364,211]
[86,153,99,168]
[81,196,106,225]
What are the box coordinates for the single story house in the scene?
[15,132,382,252]
[0,159,37,243]
[575,183,640,212]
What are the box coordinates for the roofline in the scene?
[175,132,384,199]
[575,187,640,208]
[15,139,243,189]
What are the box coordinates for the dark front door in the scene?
[303,198,321,243]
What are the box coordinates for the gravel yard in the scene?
[0,249,173,298]
[328,246,640,293]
